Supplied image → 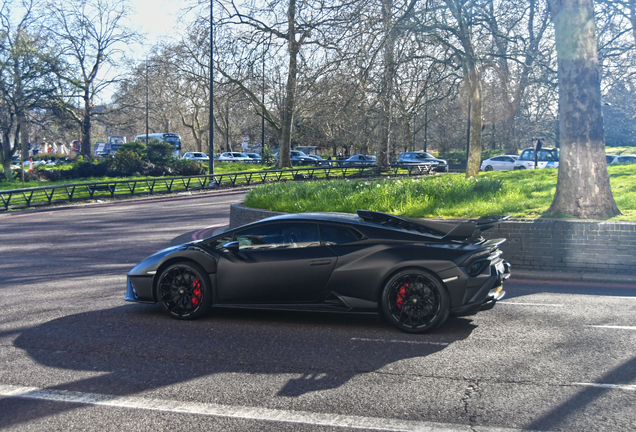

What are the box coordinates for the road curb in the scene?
[0,185,255,217]
[510,270,636,285]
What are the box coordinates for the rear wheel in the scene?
[157,262,212,320]
[381,269,450,333]
[484,165,493,172]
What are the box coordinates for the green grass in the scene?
[245,165,636,221]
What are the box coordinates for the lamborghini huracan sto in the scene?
[126,210,511,333]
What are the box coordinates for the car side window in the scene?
[537,150,554,161]
[491,157,503,162]
[320,225,362,245]
[205,233,234,250]
[520,150,534,161]
[234,223,320,251]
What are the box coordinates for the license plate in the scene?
[496,261,505,274]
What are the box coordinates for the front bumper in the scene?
[125,276,156,304]
[451,260,511,316]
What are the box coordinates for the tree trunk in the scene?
[378,0,395,167]
[81,94,92,160]
[465,64,483,178]
[1,126,14,181]
[404,119,413,153]
[546,0,620,219]
[278,0,298,169]
[502,115,516,155]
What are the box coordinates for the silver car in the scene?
[480,155,518,172]
[610,154,636,165]
[182,152,210,162]
[397,152,447,172]
[217,152,252,162]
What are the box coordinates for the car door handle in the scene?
[309,259,332,266]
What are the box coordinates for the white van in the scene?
[513,148,559,170]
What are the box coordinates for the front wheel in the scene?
[381,269,450,333]
[156,262,212,320]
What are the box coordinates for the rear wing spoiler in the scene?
[356,210,510,241]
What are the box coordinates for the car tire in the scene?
[484,165,493,172]
[381,269,450,334]
[156,262,212,320]
[517,166,526,170]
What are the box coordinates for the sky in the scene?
[128,0,188,56]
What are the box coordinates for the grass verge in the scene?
[245,165,636,221]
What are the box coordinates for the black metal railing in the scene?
[0,163,437,211]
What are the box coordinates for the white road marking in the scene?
[587,325,636,331]
[0,384,525,432]
[498,302,564,307]
[573,383,636,391]
[350,338,449,346]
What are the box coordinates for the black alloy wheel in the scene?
[157,262,212,320]
[485,165,493,172]
[381,269,450,333]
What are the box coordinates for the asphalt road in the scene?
[0,193,635,431]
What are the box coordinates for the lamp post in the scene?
[145,60,149,144]
[261,41,266,154]
[208,0,215,176]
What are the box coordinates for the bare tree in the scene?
[546,0,620,219]
[0,0,59,178]
[46,0,138,159]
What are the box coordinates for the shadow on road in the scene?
[4,305,476,428]
[525,356,636,431]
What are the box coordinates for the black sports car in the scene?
[126,211,511,333]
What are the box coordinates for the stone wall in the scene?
[230,203,636,274]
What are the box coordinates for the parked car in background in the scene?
[217,152,252,162]
[305,154,328,166]
[342,154,377,166]
[513,148,559,170]
[94,142,109,156]
[606,154,618,165]
[182,152,210,162]
[274,150,318,166]
[244,153,262,163]
[397,152,447,172]
[480,155,518,172]
[610,155,636,165]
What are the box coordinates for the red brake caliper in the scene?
[396,283,408,309]
[192,278,202,307]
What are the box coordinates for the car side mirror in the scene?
[223,241,240,254]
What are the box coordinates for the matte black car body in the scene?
[126,211,511,332]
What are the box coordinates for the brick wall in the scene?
[482,220,636,274]
[230,204,636,275]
